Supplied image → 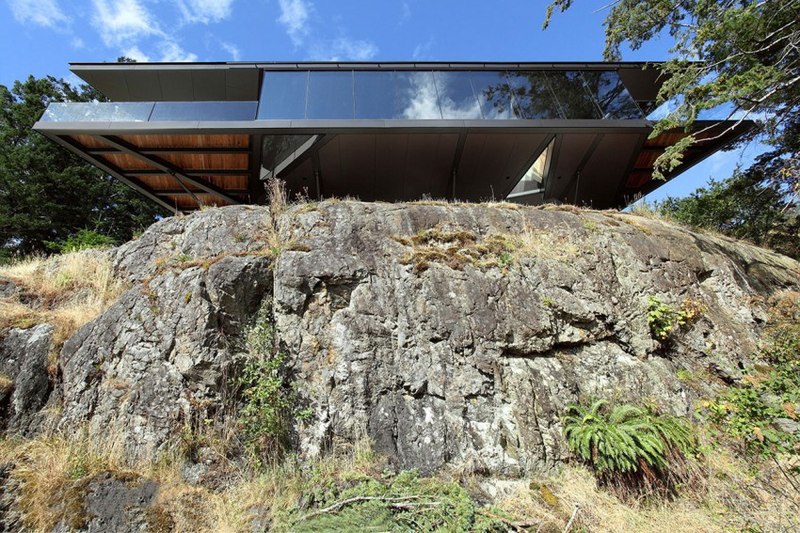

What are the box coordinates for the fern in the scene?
[564,399,701,500]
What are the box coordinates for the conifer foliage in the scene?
[0,75,164,259]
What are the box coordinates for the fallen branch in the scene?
[297,495,422,522]
[563,504,580,533]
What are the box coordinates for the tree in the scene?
[0,75,165,259]
[544,0,800,183]
[543,0,799,258]
[657,117,800,259]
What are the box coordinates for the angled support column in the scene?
[99,135,241,206]
[53,135,178,214]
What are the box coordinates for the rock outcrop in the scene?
[0,323,53,434]
[4,202,799,477]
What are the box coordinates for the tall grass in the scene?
[0,251,127,369]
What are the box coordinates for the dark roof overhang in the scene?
[70,61,668,108]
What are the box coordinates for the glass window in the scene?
[258,71,308,119]
[505,71,561,119]
[150,101,257,121]
[546,71,601,119]
[394,71,441,119]
[581,71,643,119]
[354,71,441,119]
[354,71,396,119]
[307,71,354,119]
[261,134,314,174]
[469,71,513,119]
[40,102,154,122]
[509,138,553,197]
[434,71,482,119]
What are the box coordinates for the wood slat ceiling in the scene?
[65,133,254,211]
[622,123,743,192]
[118,134,249,148]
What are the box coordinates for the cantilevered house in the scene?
[34,61,750,213]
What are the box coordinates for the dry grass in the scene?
[496,466,720,533]
[515,224,580,262]
[493,436,800,533]
[0,432,381,533]
[394,226,517,272]
[2,426,797,532]
[0,251,127,370]
[4,431,130,531]
[0,373,13,396]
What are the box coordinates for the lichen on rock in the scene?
[2,201,798,482]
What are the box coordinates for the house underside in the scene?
[34,62,751,213]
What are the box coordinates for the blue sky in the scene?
[1,0,762,202]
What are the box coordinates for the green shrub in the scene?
[646,296,704,342]
[237,300,312,466]
[702,292,800,471]
[563,399,700,500]
[45,229,117,253]
[281,470,508,532]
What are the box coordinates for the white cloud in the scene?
[159,40,198,62]
[91,0,161,46]
[412,37,435,60]
[175,0,234,24]
[71,36,86,49]
[122,45,150,62]
[220,41,241,61]
[310,37,378,61]
[8,0,69,28]
[399,2,411,24]
[277,0,310,46]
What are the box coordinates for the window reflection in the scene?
[354,71,441,119]
[581,71,643,119]
[354,71,396,119]
[505,72,562,119]
[41,102,154,122]
[258,71,308,119]
[434,72,482,119]
[307,71,354,119]
[546,72,601,119]
[261,134,313,174]
[469,71,513,119]
[395,71,441,119]
[257,69,642,121]
[150,101,257,121]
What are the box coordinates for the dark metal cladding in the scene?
[33,61,752,212]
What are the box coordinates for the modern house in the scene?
[34,61,750,213]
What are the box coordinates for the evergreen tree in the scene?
[544,0,799,258]
[0,75,164,258]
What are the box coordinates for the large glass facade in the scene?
[150,101,257,121]
[353,71,442,119]
[258,69,643,121]
[257,71,308,119]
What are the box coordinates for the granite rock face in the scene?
[18,202,799,476]
[274,202,797,475]
[0,323,54,434]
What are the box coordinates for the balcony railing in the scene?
[40,101,258,123]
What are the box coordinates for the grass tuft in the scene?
[0,251,127,370]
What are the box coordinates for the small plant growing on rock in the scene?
[563,399,700,500]
[236,300,312,466]
[701,291,800,490]
[646,296,705,343]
